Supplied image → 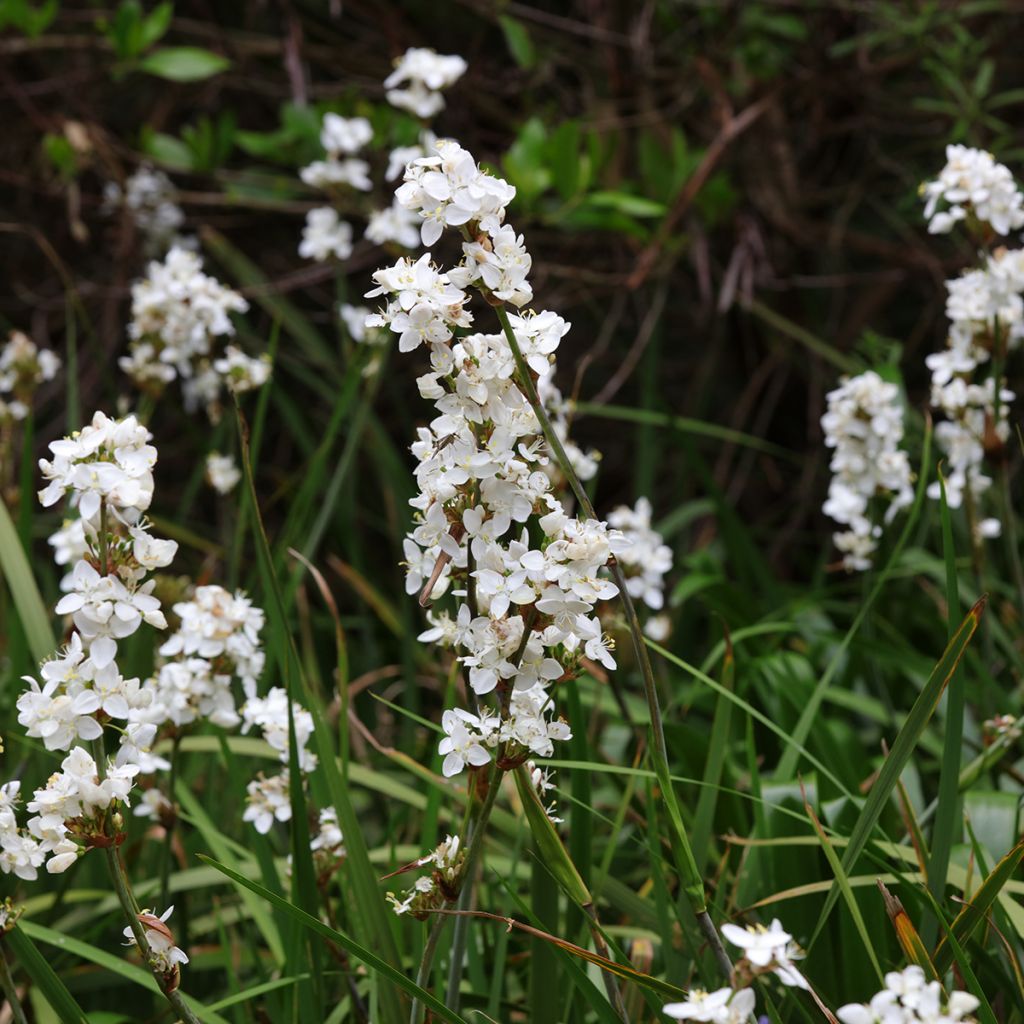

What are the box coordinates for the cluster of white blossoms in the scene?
[301,113,374,193]
[386,833,463,918]
[663,918,806,1021]
[920,147,1024,530]
[122,247,270,419]
[205,451,241,494]
[0,330,61,422]
[606,497,672,610]
[142,584,266,733]
[922,144,1024,236]
[384,47,467,120]
[837,966,979,1024]
[298,52,465,271]
[0,413,178,878]
[103,164,191,255]
[366,137,627,788]
[821,371,913,570]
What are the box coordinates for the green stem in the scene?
[159,733,182,910]
[409,910,449,1024]
[493,305,732,980]
[93,734,201,1024]
[0,941,29,1024]
[444,763,503,1011]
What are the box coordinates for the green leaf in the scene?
[498,15,536,69]
[0,496,53,664]
[934,835,1024,974]
[17,921,232,1024]
[585,191,666,217]
[140,129,194,171]
[809,597,985,947]
[137,47,230,82]
[5,926,89,1024]
[513,766,591,906]
[139,1,172,50]
[199,856,472,1024]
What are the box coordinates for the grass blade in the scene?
[809,596,985,946]
[199,856,471,1024]
[4,926,88,1024]
[0,496,53,664]
[933,835,1024,975]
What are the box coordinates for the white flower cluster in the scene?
[206,451,241,494]
[821,371,913,570]
[922,144,1024,235]
[299,207,353,262]
[2,413,178,877]
[301,113,374,193]
[142,584,266,733]
[837,965,979,1024]
[386,833,463,917]
[606,497,672,610]
[920,150,1024,525]
[384,47,467,120]
[104,165,191,254]
[0,330,61,422]
[123,247,269,419]
[367,139,626,781]
[663,918,806,1021]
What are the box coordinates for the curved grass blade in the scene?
[803,793,883,984]
[933,835,1024,975]
[0,496,53,664]
[4,926,88,1024]
[198,855,471,1024]
[809,596,985,947]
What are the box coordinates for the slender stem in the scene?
[0,942,28,1024]
[494,304,732,980]
[583,904,630,1022]
[999,459,1024,610]
[98,499,109,576]
[445,763,503,1011]
[93,733,201,1024]
[409,910,449,1024]
[159,732,182,909]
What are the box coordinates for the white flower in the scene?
[205,451,241,494]
[243,771,291,834]
[837,965,980,1023]
[922,144,1024,236]
[384,48,466,117]
[320,114,372,156]
[438,708,494,777]
[663,986,755,1022]
[213,345,272,394]
[299,207,354,262]
[123,906,189,975]
[821,371,913,570]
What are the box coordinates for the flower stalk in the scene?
[493,305,732,979]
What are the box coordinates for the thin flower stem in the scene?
[493,303,733,981]
[409,909,449,1024]
[444,763,502,1011]
[92,733,201,1024]
[0,941,29,1024]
